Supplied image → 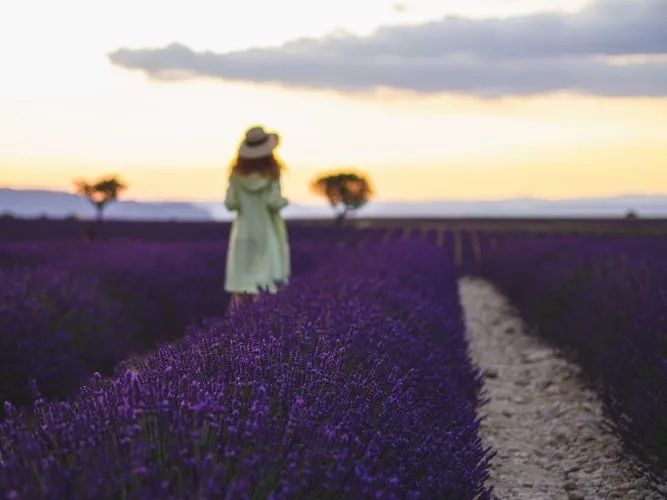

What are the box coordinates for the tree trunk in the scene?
[95,203,104,222]
[335,209,349,230]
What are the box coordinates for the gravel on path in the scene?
[459,277,665,500]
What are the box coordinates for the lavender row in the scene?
[0,223,376,409]
[0,241,231,408]
[0,217,369,243]
[1,241,490,499]
[0,218,230,242]
[0,235,348,410]
[475,234,667,477]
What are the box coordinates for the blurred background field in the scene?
[1,223,494,497]
[1,216,665,483]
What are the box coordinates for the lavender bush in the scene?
[0,220,384,410]
[0,233,348,409]
[0,266,131,408]
[0,241,491,499]
[0,218,232,242]
[475,234,667,477]
[0,241,230,408]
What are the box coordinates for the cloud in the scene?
[393,2,408,13]
[109,0,667,97]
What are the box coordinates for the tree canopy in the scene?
[311,172,373,220]
[75,176,127,221]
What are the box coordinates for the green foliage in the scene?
[311,171,373,220]
[74,175,127,220]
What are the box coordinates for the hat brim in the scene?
[239,133,279,159]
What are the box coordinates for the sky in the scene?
[1,0,666,204]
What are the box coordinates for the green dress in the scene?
[224,172,290,294]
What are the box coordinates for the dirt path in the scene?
[459,277,664,500]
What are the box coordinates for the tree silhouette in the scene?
[311,172,373,221]
[75,176,127,221]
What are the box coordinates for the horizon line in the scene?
[2,186,667,205]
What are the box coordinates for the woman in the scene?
[224,125,290,310]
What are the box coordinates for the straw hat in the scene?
[238,125,280,159]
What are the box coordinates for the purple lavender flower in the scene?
[0,238,491,498]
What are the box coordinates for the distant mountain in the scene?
[0,188,212,220]
[204,195,667,220]
[203,201,334,220]
[2,188,665,220]
[353,196,667,218]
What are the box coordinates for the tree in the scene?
[311,172,373,221]
[75,176,127,221]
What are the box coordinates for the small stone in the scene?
[484,367,499,378]
[564,481,578,491]
[538,380,552,390]
[525,349,552,363]
[552,427,569,442]
[545,384,561,395]
[581,402,596,412]
[568,492,584,500]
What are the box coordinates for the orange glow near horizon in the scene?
[2,89,666,204]
[3,142,666,204]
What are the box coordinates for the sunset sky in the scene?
[1,0,666,204]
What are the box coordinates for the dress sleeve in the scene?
[267,179,288,212]
[224,176,239,211]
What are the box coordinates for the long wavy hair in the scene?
[230,153,283,180]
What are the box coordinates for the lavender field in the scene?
[0,222,491,498]
[0,218,665,497]
[0,225,351,408]
[473,232,667,477]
